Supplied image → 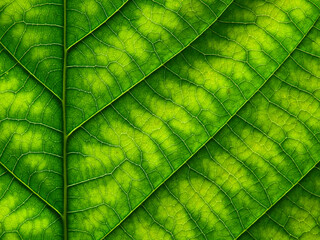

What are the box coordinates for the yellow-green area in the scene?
[66,0,128,48]
[239,165,320,240]
[66,0,233,132]
[0,0,63,97]
[0,166,62,239]
[0,0,320,239]
[104,18,320,240]
[0,46,63,213]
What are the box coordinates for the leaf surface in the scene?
[0,0,320,239]
[239,164,320,240]
[104,17,320,240]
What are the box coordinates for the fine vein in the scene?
[235,160,320,240]
[0,41,62,101]
[66,0,235,137]
[66,0,130,51]
[0,160,62,217]
[101,14,320,239]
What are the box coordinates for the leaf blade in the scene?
[0,46,63,212]
[1,0,320,239]
[0,0,64,97]
[66,0,129,49]
[0,166,62,239]
[66,0,234,133]
[66,1,320,239]
[104,15,320,240]
[238,164,320,240]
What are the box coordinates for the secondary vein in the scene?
[0,160,63,217]
[234,161,320,240]
[66,0,235,137]
[0,41,62,102]
[66,0,130,51]
[100,13,320,240]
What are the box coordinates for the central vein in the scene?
[62,0,68,239]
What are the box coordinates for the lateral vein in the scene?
[66,0,130,51]
[234,161,320,240]
[66,0,235,137]
[0,41,62,102]
[100,13,320,240]
[0,160,63,217]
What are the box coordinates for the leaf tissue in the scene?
[0,0,320,239]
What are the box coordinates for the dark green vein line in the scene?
[66,0,235,137]
[234,160,320,240]
[0,161,62,217]
[62,0,68,239]
[0,41,62,102]
[66,0,130,51]
[100,14,320,240]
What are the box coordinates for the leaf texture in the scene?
[239,164,320,240]
[104,17,320,240]
[66,0,233,132]
[0,0,320,239]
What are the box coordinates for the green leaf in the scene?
[239,164,320,239]
[0,0,319,239]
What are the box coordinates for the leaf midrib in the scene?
[62,0,68,239]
